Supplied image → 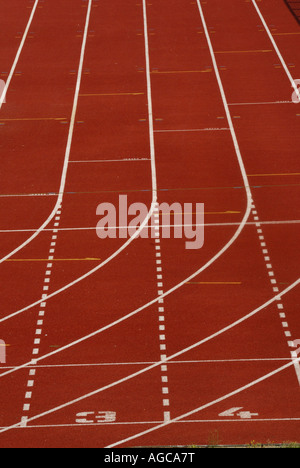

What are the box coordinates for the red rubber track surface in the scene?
[0,0,299,448]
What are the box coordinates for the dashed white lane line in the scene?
[250,201,300,385]
[20,206,62,427]
[153,202,170,423]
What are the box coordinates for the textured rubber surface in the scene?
[0,0,299,448]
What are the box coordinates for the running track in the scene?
[0,0,299,448]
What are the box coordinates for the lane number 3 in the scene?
[76,411,116,424]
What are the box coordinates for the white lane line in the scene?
[0,193,58,198]
[152,203,171,422]
[154,128,230,133]
[0,219,299,234]
[251,0,300,102]
[69,158,151,163]
[229,101,293,106]
[107,357,300,448]
[142,0,158,200]
[0,0,40,108]
[0,0,93,265]
[0,357,293,371]
[0,279,299,434]
[3,416,300,431]
[1,175,299,199]
[19,208,62,427]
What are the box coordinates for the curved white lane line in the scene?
[251,0,300,101]
[0,278,298,433]
[0,0,253,325]
[0,0,94,265]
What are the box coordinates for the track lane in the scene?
[1,0,298,448]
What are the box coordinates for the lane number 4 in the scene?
[291,340,300,357]
[219,407,259,419]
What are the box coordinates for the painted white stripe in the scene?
[1,416,300,431]
[69,158,151,163]
[251,0,300,101]
[0,219,299,234]
[229,101,293,106]
[142,0,158,200]
[154,127,230,133]
[0,357,292,371]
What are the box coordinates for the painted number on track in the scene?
[76,411,116,424]
[292,340,300,357]
[219,407,259,419]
